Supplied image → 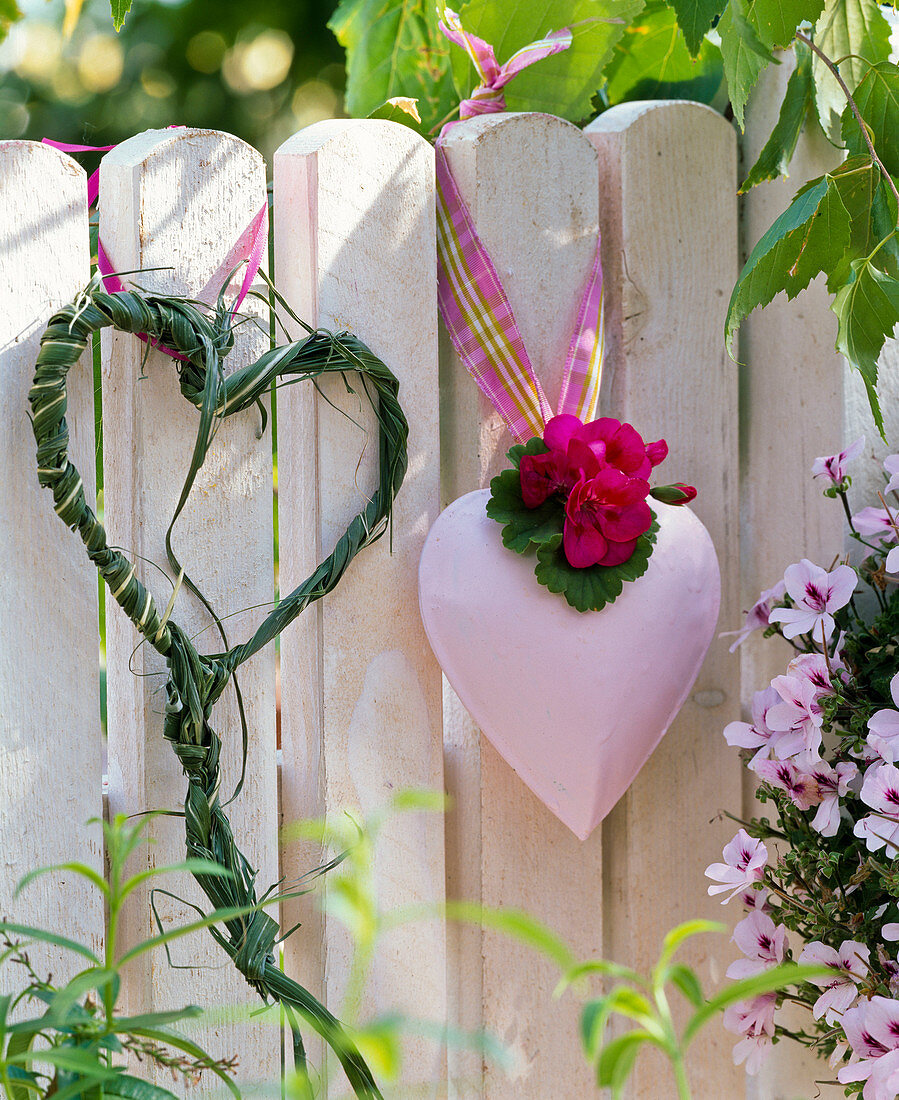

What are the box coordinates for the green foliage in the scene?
[666,0,727,56]
[842,61,899,178]
[603,1,724,107]
[810,0,893,138]
[0,0,21,44]
[717,0,777,129]
[740,38,813,191]
[0,816,241,1100]
[366,95,425,133]
[109,0,133,32]
[555,921,827,1099]
[328,0,457,134]
[447,0,646,123]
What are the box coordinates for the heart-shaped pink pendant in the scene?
[419,491,721,839]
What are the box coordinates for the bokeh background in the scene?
[0,0,346,155]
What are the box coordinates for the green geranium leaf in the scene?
[452,0,646,123]
[664,0,726,58]
[725,156,875,354]
[740,38,813,191]
[841,62,899,180]
[329,0,458,133]
[486,439,565,553]
[717,0,777,129]
[832,252,899,437]
[534,517,658,613]
[507,435,550,470]
[367,96,426,134]
[604,1,724,105]
[812,0,893,140]
[0,0,22,43]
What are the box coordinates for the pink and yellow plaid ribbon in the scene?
[436,12,605,443]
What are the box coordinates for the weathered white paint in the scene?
[438,111,602,1099]
[0,141,104,979]
[738,59,847,1100]
[100,128,280,1089]
[585,100,742,1098]
[274,119,446,1095]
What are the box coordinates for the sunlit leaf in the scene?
[665,0,726,56]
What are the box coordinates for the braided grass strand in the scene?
[29,278,411,1099]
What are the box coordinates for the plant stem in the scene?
[795,30,899,219]
[672,1055,692,1100]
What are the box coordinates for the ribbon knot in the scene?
[438,6,572,120]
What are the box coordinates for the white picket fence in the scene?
[2,89,896,1100]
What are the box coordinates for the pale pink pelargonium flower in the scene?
[853,507,899,541]
[768,559,857,642]
[787,650,845,695]
[799,940,870,1023]
[812,436,865,485]
[739,886,771,912]
[722,993,776,1075]
[720,581,787,652]
[723,686,784,765]
[885,453,899,495]
[807,760,858,836]
[886,545,899,574]
[765,674,825,762]
[726,911,787,979]
[705,829,768,904]
[751,757,821,810]
[868,672,899,763]
[854,763,899,854]
[839,997,899,1098]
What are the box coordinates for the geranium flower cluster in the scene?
[518,414,695,568]
[707,438,899,1098]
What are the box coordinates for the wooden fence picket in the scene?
[274,118,447,1094]
[438,111,603,1100]
[0,140,104,978]
[99,128,280,1086]
[584,101,742,1098]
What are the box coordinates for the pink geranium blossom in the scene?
[839,997,899,1097]
[854,763,899,854]
[751,757,821,810]
[765,674,825,762]
[768,559,857,642]
[562,468,652,568]
[853,506,899,541]
[812,436,865,485]
[706,830,768,904]
[868,672,899,763]
[799,940,870,1023]
[720,581,787,652]
[885,453,899,495]
[723,686,784,765]
[807,760,858,836]
[787,650,843,695]
[726,911,786,979]
[722,993,776,1075]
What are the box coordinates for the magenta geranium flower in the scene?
[562,468,652,568]
[768,559,857,642]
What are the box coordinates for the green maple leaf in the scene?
[452,0,646,123]
[811,0,893,139]
[740,38,814,191]
[664,0,727,57]
[832,253,899,435]
[534,517,659,613]
[329,0,458,133]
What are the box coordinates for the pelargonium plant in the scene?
[486,413,696,612]
[709,437,899,1098]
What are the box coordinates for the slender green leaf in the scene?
[580,998,612,1059]
[667,964,705,1008]
[741,39,814,191]
[15,863,108,900]
[103,1072,181,1100]
[442,902,576,969]
[717,0,777,128]
[604,2,724,105]
[665,0,726,56]
[832,249,899,435]
[558,959,647,995]
[812,0,893,139]
[452,0,646,122]
[329,0,457,133]
[109,1007,203,1032]
[654,919,724,982]
[842,61,899,178]
[0,924,99,966]
[596,1030,653,1093]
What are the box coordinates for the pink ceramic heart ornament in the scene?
[418,491,721,839]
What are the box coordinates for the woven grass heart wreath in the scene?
[29,275,408,1100]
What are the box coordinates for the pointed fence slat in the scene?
[274,118,446,1094]
[584,101,742,1098]
[99,128,280,1087]
[0,140,104,977]
[438,112,603,1099]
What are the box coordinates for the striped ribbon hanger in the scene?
[436,8,605,444]
[43,130,268,362]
